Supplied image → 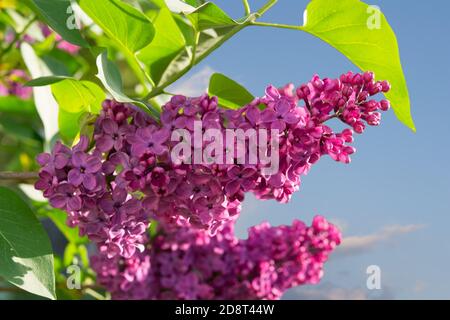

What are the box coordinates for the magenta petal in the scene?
[122,244,136,259]
[102,118,118,135]
[49,195,67,208]
[275,100,290,115]
[152,144,167,156]
[143,196,158,210]
[67,196,82,211]
[241,167,256,178]
[131,143,147,157]
[154,128,170,143]
[246,106,260,125]
[121,199,140,213]
[86,156,102,173]
[96,136,114,152]
[225,180,240,195]
[36,153,51,166]
[68,169,83,186]
[265,85,280,99]
[83,174,97,190]
[260,109,276,123]
[284,112,300,124]
[54,154,69,169]
[131,222,146,236]
[227,166,241,179]
[73,136,89,152]
[268,173,286,188]
[271,120,286,131]
[98,198,114,213]
[34,179,49,191]
[71,151,86,167]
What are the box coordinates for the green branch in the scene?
[256,0,278,16]
[0,172,39,182]
[0,16,37,62]
[145,0,279,100]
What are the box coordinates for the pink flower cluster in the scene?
[0,69,32,100]
[35,71,390,297]
[40,24,81,54]
[91,215,341,300]
[5,23,80,54]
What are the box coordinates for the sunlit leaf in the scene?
[301,0,414,131]
[138,8,186,85]
[79,0,154,53]
[208,73,254,109]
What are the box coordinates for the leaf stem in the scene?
[190,31,200,68]
[144,0,278,101]
[146,22,251,100]
[256,0,278,16]
[242,0,251,15]
[251,21,302,30]
[0,172,39,182]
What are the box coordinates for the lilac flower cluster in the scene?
[35,135,149,259]
[91,215,341,300]
[35,71,389,265]
[0,69,32,100]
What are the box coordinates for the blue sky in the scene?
[171,0,450,299]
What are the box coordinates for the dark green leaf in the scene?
[28,0,89,47]
[0,187,56,300]
[25,76,70,87]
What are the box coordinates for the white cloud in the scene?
[337,224,425,256]
[168,66,216,97]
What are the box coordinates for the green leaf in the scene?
[28,0,89,47]
[95,51,153,112]
[0,187,56,300]
[96,51,135,103]
[25,76,70,87]
[142,3,254,94]
[301,0,414,131]
[0,96,37,115]
[138,7,186,85]
[51,79,103,113]
[182,0,205,7]
[42,209,88,245]
[187,2,236,31]
[63,243,88,267]
[50,79,104,141]
[208,73,254,109]
[79,0,155,53]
